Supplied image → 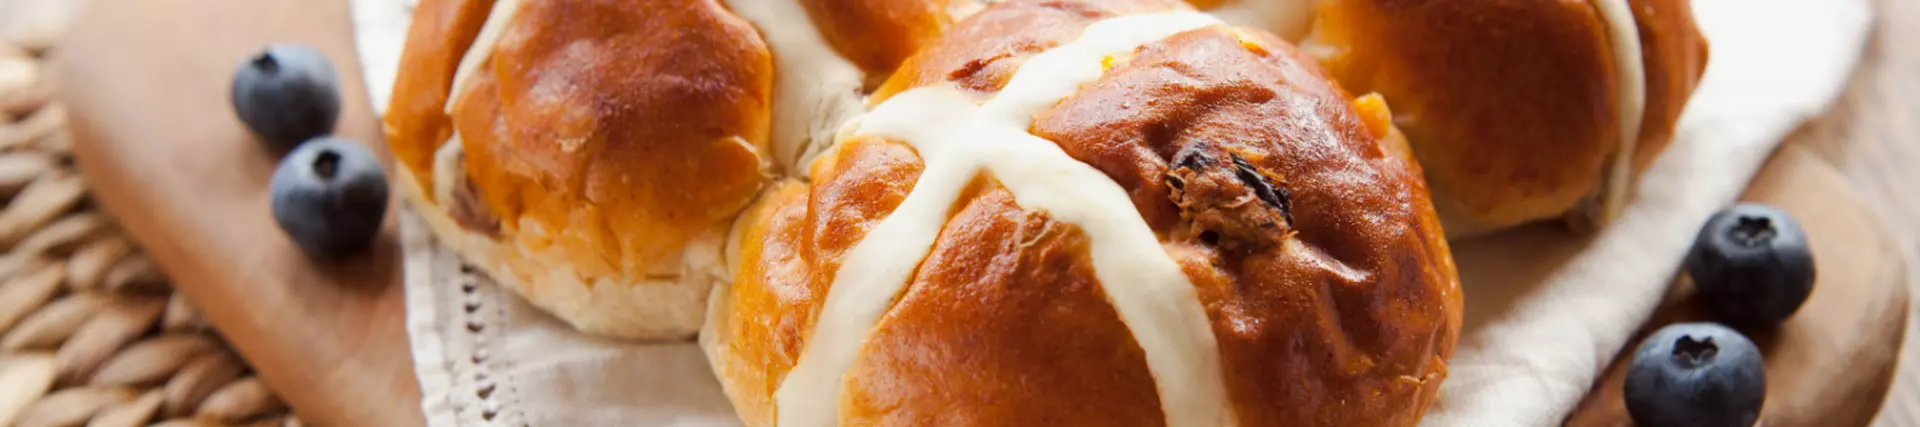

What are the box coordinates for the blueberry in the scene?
[270,137,389,259]
[231,44,341,152]
[1625,322,1766,427]
[1684,203,1816,325]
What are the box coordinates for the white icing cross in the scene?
[1592,0,1647,222]
[773,11,1234,427]
[442,0,867,177]
[445,0,523,114]
[721,0,868,174]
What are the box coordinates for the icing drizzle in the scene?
[443,0,866,177]
[721,0,869,174]
[773,12,1234,427]
[1592,0,1647,221]
[1206,0,1316,41]
[445,0,523,114]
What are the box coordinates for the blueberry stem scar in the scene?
[314,150,340,180]
[1672,335,1718,368]
[1732,215,1776,246]
[252,53,278,74]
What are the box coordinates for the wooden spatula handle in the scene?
[55,0,424,425]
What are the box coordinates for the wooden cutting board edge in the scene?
[1564,143,1912,426]
[42,0,1908,423]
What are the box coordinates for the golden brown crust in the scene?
[717,1,1461,424]
[383,0,495,197]
[711,179,812,426]
[1304,0,1707,232]
[381,0,1711,420]
[844,180,1166,426]
[1037,26,1460,425]
[871,0,1174,99]
[801,0,982,77]
[1307,0,1618,231]
[1628,0,1709,172]
[717,136,924,426]
[453,0,772,277]
[387,0,776,338]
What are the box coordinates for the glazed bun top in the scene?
[707,0,1461,425]
[1302,0,1708,233]
[1196,0,1708,233]
[387,0,770,285]
[797,0,984,74]
[388,0,1466,423]
[384,0,978,338]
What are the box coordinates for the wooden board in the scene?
[52,0,423,425]
[40,0,1913,426]
[1781,0,1920,424]
[1564,144,1911,426]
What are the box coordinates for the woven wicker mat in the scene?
[0,26,303,427]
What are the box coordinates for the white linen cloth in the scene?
[1422,1,1870,424]
[353,0,1872,424]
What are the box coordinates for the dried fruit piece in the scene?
[1164,144,1292,251]
[1229,153,1291,220]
